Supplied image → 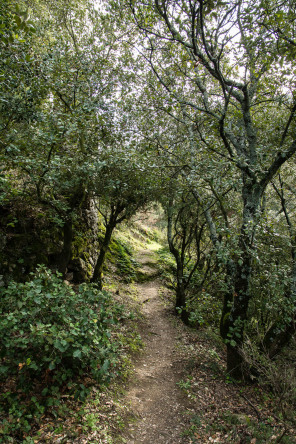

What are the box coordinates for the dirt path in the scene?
[122,249,192,443]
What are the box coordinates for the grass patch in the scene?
[106,237,140,283]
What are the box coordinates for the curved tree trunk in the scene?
[91,223,115,289]
[176,274,190,324]
[167,200,191,324]
[91,201,127,289]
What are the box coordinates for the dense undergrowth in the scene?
[0,269,128,442]
[156,242,296,443]
[1,216,296,443]
[0,221,149,443]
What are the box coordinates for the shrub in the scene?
[0,265,121,388]
[187,289,221,328]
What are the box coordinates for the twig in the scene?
[276,427,287,443]
[237,387,262,421]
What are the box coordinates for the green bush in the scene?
[0,265,121,387]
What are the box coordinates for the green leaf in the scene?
[73,349,82,359]
[49,362,56,370]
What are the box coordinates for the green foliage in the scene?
[135,221,164,244]
[156,246,177,286]
[0,265,124,439]
[187,288,221,328]
[157,246,176,270]
[176,377,193,392]
[0,0,295,413]
[224,318,244,348]
[0,3,35,45]
[182,414,202,438]
[157,242,222,328]
[247,215,295,344]
[0,266,120,384]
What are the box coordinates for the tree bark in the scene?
[58,218,73,276]
[220,260,236,340]
[167,199,191,324]
[226,344,245,380]
[91,222,115,289]
[263,320,296,358]
[225,180,262,377]
[176,275,190,323]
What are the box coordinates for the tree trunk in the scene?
[58,218,73,276]
[176,274,190,324]
[220,259,236,340]
[225,180,262,377]
[263,320,296,358]
[226,343,245,380]
[91,222,115,289]
[167,200,190,323]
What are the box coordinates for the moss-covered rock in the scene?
[68,198,102,282]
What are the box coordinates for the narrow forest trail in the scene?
[121,247,193,443]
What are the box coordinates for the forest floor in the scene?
[119,246,194,443]
[114,241,296,444]
[29,221,296,444]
